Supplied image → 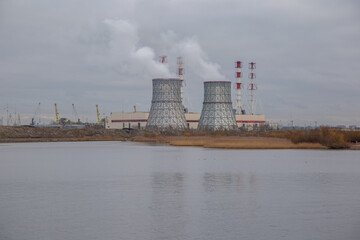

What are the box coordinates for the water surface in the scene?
[1,142,359,240]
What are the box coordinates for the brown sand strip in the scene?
[133,136,326,149]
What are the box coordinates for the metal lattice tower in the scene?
[248,62,257,115]
[159,56,167,63]
[235,61,245,114]
[198,81,237,131]
[177,57,187,113]
[146,78,186,130]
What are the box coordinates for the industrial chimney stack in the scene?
[235,61,245,114]
[177,57,187,113]
[248,62,257,115]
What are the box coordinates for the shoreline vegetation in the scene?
[0,126,359,150]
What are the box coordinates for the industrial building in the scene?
[105,111,264,130]
[105,58,266,131]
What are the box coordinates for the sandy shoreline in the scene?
[131,136,327,149]
[0,135,326,149]
[1,136,359,150]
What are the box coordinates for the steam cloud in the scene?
[103,19,173,78]
[175,38,227,81]
[99,19,226,81]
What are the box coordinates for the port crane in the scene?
[8,113,13,126]
[96,104,102,123]
[31,102,41,125]
[54,103,70,124]
[72,104,81,123]
[16,114,21,126]
[54,103,60,123]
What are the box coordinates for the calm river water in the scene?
[0,142,360,240]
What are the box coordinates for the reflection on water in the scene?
[0,142,360,240]
[203,172,242,192]
[150,172,187,240]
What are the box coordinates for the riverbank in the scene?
[0,136,127,143]
[1,126,359,149]
[0,135,326,149]
[131,135,326,149]
[350,143,360,150]
[0,126,131,143]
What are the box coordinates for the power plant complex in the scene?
[105,59,266,131]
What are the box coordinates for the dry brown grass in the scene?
[203,141,324,149]
[267,127,355,149]
[2,126,357,150]
[132,135,326,149]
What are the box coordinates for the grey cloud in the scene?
[0,0,359,125]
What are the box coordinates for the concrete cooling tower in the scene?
[146,78,186,130]
[198,81,237,130]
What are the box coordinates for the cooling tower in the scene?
[198,81,237,131]
[146,78,186,130]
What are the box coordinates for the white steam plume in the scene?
[102,19,173,78]
[177,38,226,81]
[88,20,225,83]
[160,31,226,81]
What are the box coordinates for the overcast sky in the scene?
[0,0,359,126]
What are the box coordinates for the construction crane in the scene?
[96,104,101,123]
[8,113,13,126]
[54,103,69,124]
[16,114,21,126]
[72,103,81,123]
[54,103,60,123]
[31,102,41,125]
